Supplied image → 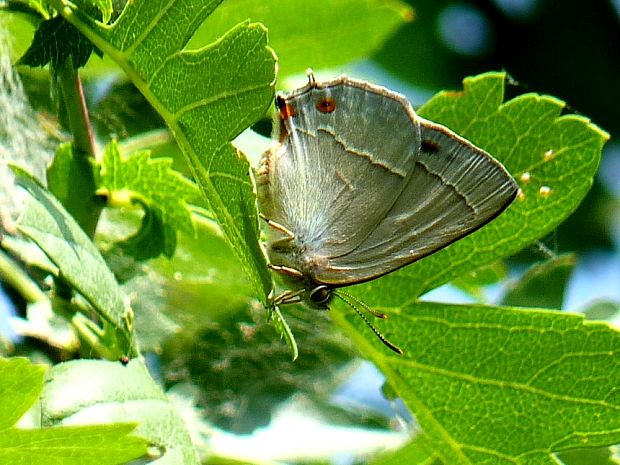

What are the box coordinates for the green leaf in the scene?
[271,305,298,361]
[3,1,51,19]
[190,0,413,78]
[369,433,441,465]
[51,0,275,304]
[121,275,181,353]
[1,235,59,277]
[558,447,619,465]
[47,143,83,205]
[0,357,147,465]
[502,254,576,309]
[0,357,45,428]
[14,167,135,358]
[46,142,103,231]
[415,72,606,293]
[452,261,509,301]
[108,198,172,261]
[73,0,113,23]
[582,300,620,322]
[203,456,283,465]
[351,72,608,308]
[98,208,253,340]
[42,358,200,465]
[0,426,146,465]
[331,302,620,465]
[95,140,201,259]
[17,15,97,68]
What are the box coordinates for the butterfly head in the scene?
[307,284,332,309]
[270,268,334,310]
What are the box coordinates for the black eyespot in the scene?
[276,95,296,119]
[421,139,441,153]
[275,95,286,109]
[309,285,331,304]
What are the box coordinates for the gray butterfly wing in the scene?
[258,77,422,258]
[314,118,518,285]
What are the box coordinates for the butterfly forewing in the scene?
[258,78,422,259]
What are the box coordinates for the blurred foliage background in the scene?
[1,0,619,464]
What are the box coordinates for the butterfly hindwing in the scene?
[314,118,518,285]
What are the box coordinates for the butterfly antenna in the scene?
[334,291,403,355]
[338,290,388,319]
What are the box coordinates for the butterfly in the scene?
[256,72,518,353]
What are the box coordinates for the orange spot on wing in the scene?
[280,103,297,119]
[276,95,297,120]
[316,97,336,113]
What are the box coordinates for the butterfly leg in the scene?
[260,215,306,304]
[268,263,304,279]
[260,214,296,253]
[259,214,295,238]
[271,288,304,306]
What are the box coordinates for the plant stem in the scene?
[54,57,103,238]
[57,59,95,157]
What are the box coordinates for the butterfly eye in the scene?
[316,97,336,113]
[309,285,332,304]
